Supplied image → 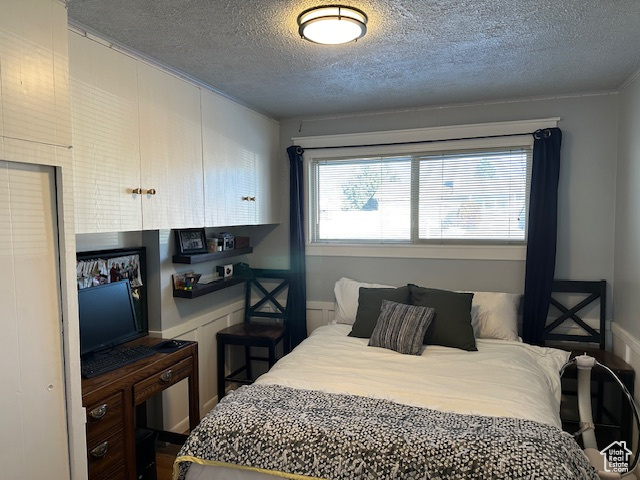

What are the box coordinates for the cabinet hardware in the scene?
[146,188,157,195]
[132,188,143,194]
[89,404,108,420]
[90,441,109,458]
[160,370,173,383]
[249,196,256,201]
[242,196,250,201]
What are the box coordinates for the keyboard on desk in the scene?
[81,345,156,378]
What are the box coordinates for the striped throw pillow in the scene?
[368,300,435,355]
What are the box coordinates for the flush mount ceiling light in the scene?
[297,5,368,45]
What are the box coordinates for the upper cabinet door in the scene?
[202,89,279,227]
[246,110,280,225]
[69,32,143,233]
[137,63,204,230]
[0,0,71,149]
[202,89,254,226]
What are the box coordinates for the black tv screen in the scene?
[78,280,145,356]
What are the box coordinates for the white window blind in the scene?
[309,145,532,244]
[311,157,412,242]
[418,148,531,242]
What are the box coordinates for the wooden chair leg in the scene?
[217,336,225,401]
[268,343,276,368]
[245,345,253,381]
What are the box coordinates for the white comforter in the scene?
[255,323,570,429]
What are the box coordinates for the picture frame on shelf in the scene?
[175,228,208,255]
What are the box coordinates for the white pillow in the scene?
[469,291,521,341]
[333,277,395,325]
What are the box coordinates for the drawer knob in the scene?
[89,403,108,420]
[90,441,109,458]
[132,188,143,195]
[160,370,173,383]
[146,188,157,195]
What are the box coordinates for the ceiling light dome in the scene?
[297,5,368,45]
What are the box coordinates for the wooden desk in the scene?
[81,338,199,480]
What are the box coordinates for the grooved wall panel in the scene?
[137,61,204,230]
[69,32,142,233]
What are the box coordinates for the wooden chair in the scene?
[216,269,291,400]
[545,279,635,447]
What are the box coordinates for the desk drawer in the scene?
[94,464,125,480]
[86,391,124,442]
[134,357,192,404]
[87,429,124,479]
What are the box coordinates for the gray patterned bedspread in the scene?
[175,384,598,480]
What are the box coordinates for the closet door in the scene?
[0,162,69,479]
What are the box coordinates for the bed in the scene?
[174,278,599,480]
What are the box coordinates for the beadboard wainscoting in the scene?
[307,301,337,333]
[150,300,245,433]
[611,323,640,450]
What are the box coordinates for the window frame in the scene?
[295,119,559,260]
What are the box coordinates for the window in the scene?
[309,143,532,245]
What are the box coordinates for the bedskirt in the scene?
[174,384,597,480]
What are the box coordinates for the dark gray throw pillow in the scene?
[369,300,435,355]
[408,284,477,351]
[349,286,411,338]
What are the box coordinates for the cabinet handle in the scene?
[89,403,108,420]
[249,196,256,202]
[132,188,143,195]
[242,196,250,201]
[146,188,157,195]
[90,441,109,458]
[160,370,173,383]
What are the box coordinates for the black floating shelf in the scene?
[173,276,249,299]
[172,247,253,264]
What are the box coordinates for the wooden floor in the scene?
[156,442,181,480]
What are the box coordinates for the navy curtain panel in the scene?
[522,127,563,345]
[286,145,308,349]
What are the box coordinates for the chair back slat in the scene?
[244,269,291,325]
[542,279,606,350]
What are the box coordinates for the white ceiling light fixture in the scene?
[297,5,368,45]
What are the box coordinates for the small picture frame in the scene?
[175,228,208,255]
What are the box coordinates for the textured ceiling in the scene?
[65,0,640,120]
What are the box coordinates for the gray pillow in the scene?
[369,300,435,355]
[408,284,477,351]
[349,286,411,338]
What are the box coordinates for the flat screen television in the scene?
[78,279,146,356]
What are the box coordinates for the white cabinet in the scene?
[69,32,143,233]
[248,109,279,225]
[69,33,278,233]
[202,89,279,226]
[69,33,205,232]
[137,62,204,230]
[0,0,71,153]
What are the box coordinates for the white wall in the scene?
[611,72,640,410]
[267,94,619,307]
[614,74,640,341]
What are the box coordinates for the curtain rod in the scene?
[296,129,552,152]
